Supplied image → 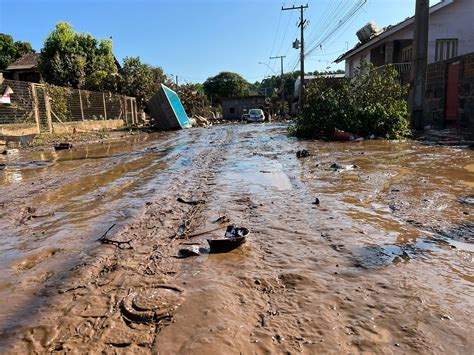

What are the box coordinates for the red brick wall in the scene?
[424,52,474,134]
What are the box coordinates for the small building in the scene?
[294,73,345,97]
[221,96,268,120]
[292,74,345,115]
[335,0,474,81]
[4,53,41,83]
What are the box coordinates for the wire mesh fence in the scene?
[0,78,137,133]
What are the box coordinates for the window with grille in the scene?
[402,46,413,62]
[435,39,458,61]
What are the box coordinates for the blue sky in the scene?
[1,0,425,83]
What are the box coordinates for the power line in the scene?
[264,3,284,78]
[305,0,367,57]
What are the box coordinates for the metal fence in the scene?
[0,78,138,133]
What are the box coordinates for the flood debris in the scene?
[212,215,230,224]
[331,128,363,142]
[207,225,249,253]
[177,197,205,206]
[54,143,73,151]
[98,224,133,249]
[312,198,320,205]
[148,84,192,130]
[459,195,474,206]
[296,149,311,158]
[177,245,201,258]
[330,163,358,171]
[175,222,187,238]
[1,148,19,155]
[187,226,223,238]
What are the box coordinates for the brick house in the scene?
[4,53,41,83]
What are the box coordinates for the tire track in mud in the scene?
[2,124,473,353]
[1,128,232,353]
[151,125,473,354]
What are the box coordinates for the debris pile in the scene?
[191,115,225,128]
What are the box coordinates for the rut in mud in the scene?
[0,123,473,353]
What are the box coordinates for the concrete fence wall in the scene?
[0,78,138,137]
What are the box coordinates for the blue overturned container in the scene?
[148,84,192,130]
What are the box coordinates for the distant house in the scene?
[335,0,474,81]
[221,96,269,120]
[4,53,121,84]
[4,53,41,83]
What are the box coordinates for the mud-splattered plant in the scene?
[290,63,409,139]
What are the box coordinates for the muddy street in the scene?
[0,123,473,353]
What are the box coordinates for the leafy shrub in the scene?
[44,83,72,121]
[290,63,409,139]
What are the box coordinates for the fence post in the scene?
[78,89,85,121]
[102,93,107,120]
[134,99,138,124]
[134,99,137,124]
[44,92,53,133]
[31,84,41,134]
[124,97,128,125]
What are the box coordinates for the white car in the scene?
[247,109,265,123]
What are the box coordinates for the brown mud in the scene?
[0,123,472,353]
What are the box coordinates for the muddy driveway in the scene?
[0,123,472,353]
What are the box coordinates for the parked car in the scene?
[247,109,265,123]
[241,113,249,120]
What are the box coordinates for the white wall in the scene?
[427,0,474,62]
[344,0,474,77]
[345,49,371,78]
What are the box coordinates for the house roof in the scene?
[335,0,454,63]
[6,53,40,71]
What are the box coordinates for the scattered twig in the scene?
[212,215,230,224]
[186,226,223,238]
[98,224,133,249]
[177,197,205,206]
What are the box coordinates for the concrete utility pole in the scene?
[409,0,430,130]
[282,4,308,112]
[270,55,286,115]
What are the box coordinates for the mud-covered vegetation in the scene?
[290,64,410,139]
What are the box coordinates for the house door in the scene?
[445,62,460,126]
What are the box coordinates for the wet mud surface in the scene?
[0,124,472,353]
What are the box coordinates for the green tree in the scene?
[176,83,210,117]
[39,22,117,89]
[203,72,250,104]
[0,33,34,71]
[151,66,174,92]
[119,56,155,109]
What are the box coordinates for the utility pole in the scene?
[409,0,429,130]
[270,55,286,115]
[175,75,179,87]
[282,4,308,112]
